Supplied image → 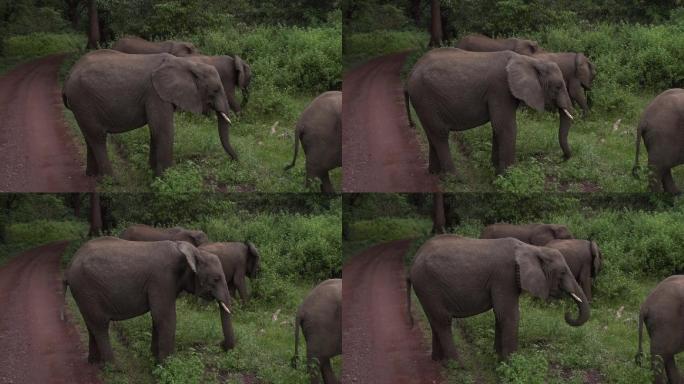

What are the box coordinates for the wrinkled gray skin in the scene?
[111,36,199,57]
[407,236,589,361]
[293,279,341,384]
[285,91,342,193]
[456,34,541,56]
[199,242,261,305]
[185,55,252,114]
[120,224,209,247]
[405,49,574,176]
[63,50,237,178]
[636,275,684,384]
[533,52,596,117]
[545,239,602,301]
[634,89,684,193]
[480,223,574,246]
[63,237,234,364]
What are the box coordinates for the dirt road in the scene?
[341,239,443,384]
[0,54,93,192]
[0,242,101,384]
[342,53,439,192]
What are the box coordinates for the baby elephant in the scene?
[480,223,574,246]
[293,279,341,384]
[120,224,209,247]
[63,237,234,364]
[545,239,602,301]
[199,241,261,305]
[634,89,684,193]
[285,91,342,193]
[636,275,684,384]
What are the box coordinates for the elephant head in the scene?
[530,224,573,245]
[172,228,209,246]
[166,41,199,57]
[177,242,235,349]
[515,244,590,326]
[233,55,252,108]
[245,241,261,279]
[575,53,596,89]
[513,38,541,56]
[151,57,238,160]
[590,240,602,278]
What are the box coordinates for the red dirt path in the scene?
[0,241,101,384]
[342,53,439,192]
[341,239,444,384]
[0,54,94,192]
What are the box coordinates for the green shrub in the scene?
[344,30,427,66]
[496,351,549,384]
[153,350,205,384]
[3,33,84,58]
[151,162,205,195]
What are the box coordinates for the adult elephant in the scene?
[456,34,542,56]
[199,241,261,305]
[407,235,589,361]
[480,223,574,246]
[533,52,596,117]
[285,91,342,193]
[293,279,341,384]
[62,237,235,364]
[405,48,574,177]
[63,50,237,177]
[636,275,684,384]
[120,224,209,247]
[185,55,252,114]
[111,36,199,56]
[545,239,602,301]
[633,89,684,193]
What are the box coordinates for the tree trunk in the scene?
[66,0,81,29]
[67,193,82,217]
[86,0,100,50]
[431,193,446,234]
[429,0,443,47]
[410,0,422,26]
[88,193,102,237]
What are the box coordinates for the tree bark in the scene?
[431,192,446,234]
[88,193,102,237]
[86,0,100,50]
[429,0,443,47]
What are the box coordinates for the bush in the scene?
[496,351,549,384]
[344,30,427,66]
[3,33,84,58]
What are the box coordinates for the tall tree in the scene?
[88,193,102,237]
[410,0,422,26]
[86,0,99,49]
[65,0,82,29]
[431,192,446,234]
[429,0,443,47]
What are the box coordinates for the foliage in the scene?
[344,29,427,66]
[496,351,549,384]
[3,33,84,58]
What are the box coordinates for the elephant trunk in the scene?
[219,301,236,351]
[217,111,238,161]
[558,108,573,159]
[564,280,590,326]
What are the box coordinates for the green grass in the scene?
[0,32,85,76]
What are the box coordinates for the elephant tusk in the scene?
[220,302,231,314]
[570,293,583,303]
[220,112,232,125]
[562,109,574,120]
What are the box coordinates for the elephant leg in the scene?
[319,172,334,193]
[149,297,177,362]
[228,284,237,304]
[85,140,97,176]
[426,313,458,362]
[491,129,500,168]
[662,168,681,194]
[148,130,157,171]
[430,131,456,175]
[493,294,520,360]
[85,319,114,364]
[494,318,502,357]
[86,327,101,364]
[147,102,175,177]
[569,81,589,117]
[431,327,444,361]
[663,355,681,384]
[151,321,159,358]
[319,357,339,384]
[427,138,441,174]
[579,268,592,302]
[490,106,517,175]
[235,275,249,305]
[84,131,113,176]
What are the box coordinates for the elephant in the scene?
[407,235,590,361]
[62,49,237,178]
[185,55,252,114]
[480,223,574,246]
[62,237,234,364]
[119,224,209,247]
[545,239,602,301]
[111,36,199,57]
[633,89,684,193]
[284,91,342,193]
[533,52,596,117]
[198,241,261,305]
[456,34,542,56]
[292,278,341,384]
[636,275,684,384]
[405,48,575,177]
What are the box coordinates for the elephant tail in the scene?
[60,279,69,321]
[404,87,415,128]
[406,277,414,328]
[291,312,302,368]
[635,306,646,366]
[284,126,301,171]
[633,121,645,178]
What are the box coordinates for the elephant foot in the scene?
[220,340,235,351]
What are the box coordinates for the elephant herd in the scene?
[407,223,682,383]
[405,34,683,193]
[62,36,341,193]
[62,224,341,384]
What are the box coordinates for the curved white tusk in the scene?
[563,109,574,120]
[220,302,231,314]
[220,112,232,124]
[570,293,583,303]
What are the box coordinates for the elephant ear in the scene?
[177,241,199,273]
[506,56,545,112]
[152,58,203,114]
[233,55,250,89]
[515,245,550,299]
[575,53,593,88]
[245,241,260,277]
[590,241,602,277]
